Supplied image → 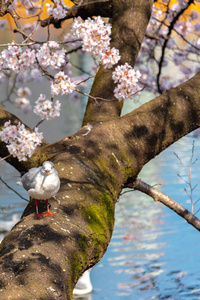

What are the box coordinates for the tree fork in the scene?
[0,72,200,298]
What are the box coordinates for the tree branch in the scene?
[126,178,200,231]
[40,0,113,28]
[82,0,154,125]
[156,0,195,93]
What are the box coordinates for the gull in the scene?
[73,269,93,296]
[18,161,60,219]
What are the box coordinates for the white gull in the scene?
[18,161,60,219]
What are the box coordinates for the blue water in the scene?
[91,134,200,300]
[1,133,200,300]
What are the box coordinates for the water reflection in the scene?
[73,294,92,300]
[91,135,200,299]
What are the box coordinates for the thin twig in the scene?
[174,140,200,214]
[0,177,29,202]
[126,178,200,232]
[0,155,11,162]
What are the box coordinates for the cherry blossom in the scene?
[71,16,111,55]
[33,94,61,120]
[46,0,69,19]
[30,68,42,82]
[17,87,31,98]
[112,63,141,101]
[113,83,141,101]
[0,3,200,163]
[51,71,76,95]
[194,22,200,32]
[24,1,40,15]
[15,98,32,113]
[175,21,192,36]
[36,42,66,70]
[0,44,36,72]
[0,121,43,161]
[71,16,120,68]
[22,23,36,34]
[101,48,121,69]
[190,10,199,21]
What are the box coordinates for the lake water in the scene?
[1,101,200,299]
[91,134,200,300]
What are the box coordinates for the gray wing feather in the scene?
[21,167,41,191]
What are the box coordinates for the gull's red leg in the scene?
[35,199,44,219]
[45,199,56,217]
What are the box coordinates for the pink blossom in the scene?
[0,121,43,161]
[46,0,69,19]
[101,47,121,69]
[33,94,61,120]
[51,71,76,95]
[71,16,120,68]
[190,10,199,21]
[15,97,32,113]
[17,87,31,98]
[112,63,141,101]
[194,22,200,32]
[112,63,141,85]
[175,21,192,36]
[113,83,140,101]
[30,68,42,82]
[36,42,66,70]
[0,44,36,72]
[22,22,35,34]
[24,1,40,15]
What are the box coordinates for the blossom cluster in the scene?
[112,63,141,101]
[0,43,35,72]
[71,16,120,68]
[0,121,43,161]
[33,94,61,120]
[46,0,69,19]
[15,87,32,113]
[135,2,200,93]
[36,41,66,70]
[51,71,76,95]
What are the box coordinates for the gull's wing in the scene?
[21,167,42,191]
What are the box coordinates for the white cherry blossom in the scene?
[112,63,141,101]
[51,71,76,95]
[33,94,61,120]
[36,42,66,70]
[71,16,120,68]
[0,121,43,161]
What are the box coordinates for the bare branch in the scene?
[126,179,200,231]
[0,176,29,202]
[156,0,196,93]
